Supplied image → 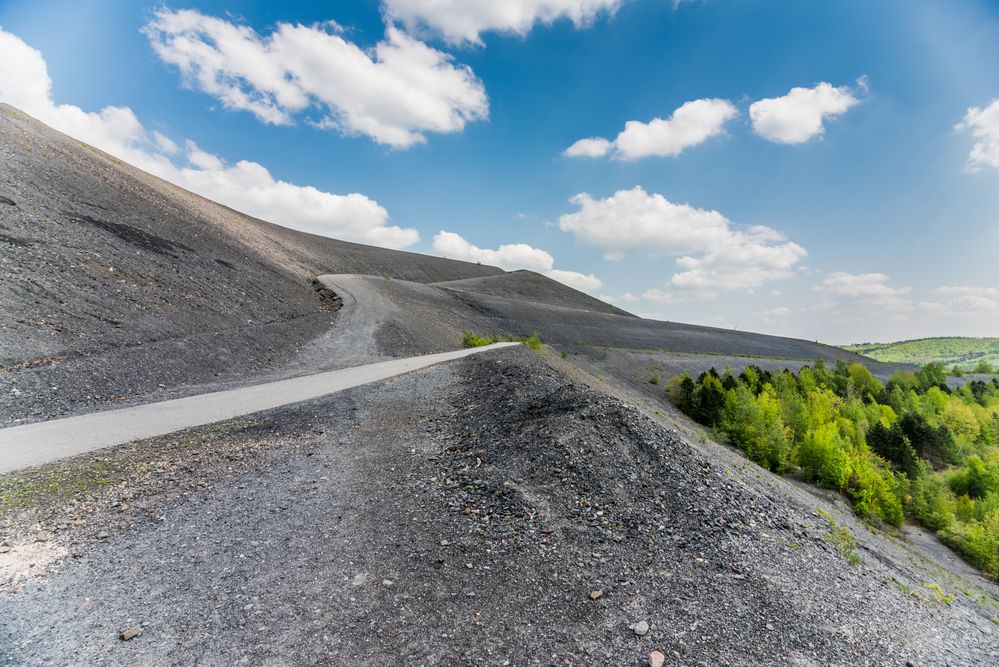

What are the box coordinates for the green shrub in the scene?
[461,331,542,350]
[938,510,999,578]
[847,456,904,526]
[799,423,851,488]
[721,384,791,472]
[948,456,999,500]
[909,472,955,531]
[867,421,920,478]
[462,331,498,348]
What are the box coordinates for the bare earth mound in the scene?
[5,108,990,665]
[0,105,497,425]
[1,350,994,665]
[433,270,635,317]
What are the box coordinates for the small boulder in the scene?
[589,590,603,600]
[631,620,649,636]
[648,650,666,667]
[119,627,142,641]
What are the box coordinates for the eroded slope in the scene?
[0,105,499,424]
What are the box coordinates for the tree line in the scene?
[667,361,999,578]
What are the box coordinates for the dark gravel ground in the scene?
[431,271,634,317]
[2,348,995,665]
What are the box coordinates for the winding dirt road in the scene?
[0,342,518,474]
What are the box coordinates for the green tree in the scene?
[916,363,948,392]
[899,413,960,467]
[798,423,851,489]
[867,421,919,478]
[848,363,883,401]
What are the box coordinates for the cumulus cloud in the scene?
[432,230,554,271]
[563,136,613,158]
[815,272,911,307]
[956,99,999,171]
[949,295,998,312]
[543,268,604,292]
[557,186,806,300]
[564,98,737,160]
[749,79,864,144]
[383,0,621,45]
[431,231,602,291]
[143,9,488,148]
[0,28,417,248]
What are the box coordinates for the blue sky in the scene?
[1,0,998,343]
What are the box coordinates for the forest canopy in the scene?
[667,361,999,579]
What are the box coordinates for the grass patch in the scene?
[816,509,863,565]
[926,582,954,605]
[890,578,912,595]
[462,331,541,350]
[0,422,242,519]
[0,460,151,518]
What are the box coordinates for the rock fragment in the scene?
[631,620,649,636]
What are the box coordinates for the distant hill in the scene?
[845,337,999,371]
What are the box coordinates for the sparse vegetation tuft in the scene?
[462,331,541,350]
[926,582,954,605]
[817,509,863,565]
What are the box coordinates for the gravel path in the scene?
[0,343,517,473]
[2,349,995,665]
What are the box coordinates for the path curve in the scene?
[0,343,518,474]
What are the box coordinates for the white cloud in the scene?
[432,230,554,271]
[815,272,911,307]
[956,99,999,171]
[543,269,604,291]
[950,295,998,312]
[563,136,613,158]
[143,9,488,148]
[559,187,733,257]
[0,28,417,248]
[804,273,999,341]
[641,288,682,304]
[383,0,621,45]
[597,292,638,305]
[934,285,998,297]
[752,306,790,325]
[557,186,806,300]
[757,306,790,317]
[749,80,863,144]
[565,98,737,160]
[431,231,602,291]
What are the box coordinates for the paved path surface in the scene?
[0,343,518,474]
